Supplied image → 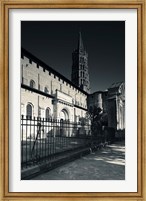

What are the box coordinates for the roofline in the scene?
[21,47,88,96]
[108,82,125,89]
[90,90,108,95]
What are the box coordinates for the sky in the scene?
[21,21,125,93]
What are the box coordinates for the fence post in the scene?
[31,121,41,157]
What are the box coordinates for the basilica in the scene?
[21,32,125,132]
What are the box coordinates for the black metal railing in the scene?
[21,115,97,169]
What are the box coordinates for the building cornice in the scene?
[21,48,89,96]
[21,84,55,99]
[74,104,87,112]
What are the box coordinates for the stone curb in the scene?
[21,147,91,180]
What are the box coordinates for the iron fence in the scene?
[21,115,110,170]
[21,115,93,169]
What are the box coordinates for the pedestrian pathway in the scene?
[32,141,125,180]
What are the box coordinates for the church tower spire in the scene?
[78,32,84,51]
[71,32,90,94]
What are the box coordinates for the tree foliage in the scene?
[86,106,108,136]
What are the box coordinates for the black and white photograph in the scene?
[21,21,125,180]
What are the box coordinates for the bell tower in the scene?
[71,32,90,94]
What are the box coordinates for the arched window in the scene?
[46,108,51,119]
[44,87,49,94]
[30,80,35,88]
[26,103,33,118]
[60,109,69,120]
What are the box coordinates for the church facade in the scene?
[88,82,125,131]
[21,33,125,135]
[107,82,125,130]
[21,33,88,124]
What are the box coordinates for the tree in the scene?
[100,112,108,127]
[86,106,102,137]
[86,106,108,137]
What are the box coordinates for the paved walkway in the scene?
[33,141,125,180]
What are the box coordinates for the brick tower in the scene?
[71,32,90,93]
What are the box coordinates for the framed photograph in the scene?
[0,0,145,200]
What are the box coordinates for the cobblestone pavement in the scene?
[33,141,125,180]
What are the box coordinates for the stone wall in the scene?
[21,53,88,126]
